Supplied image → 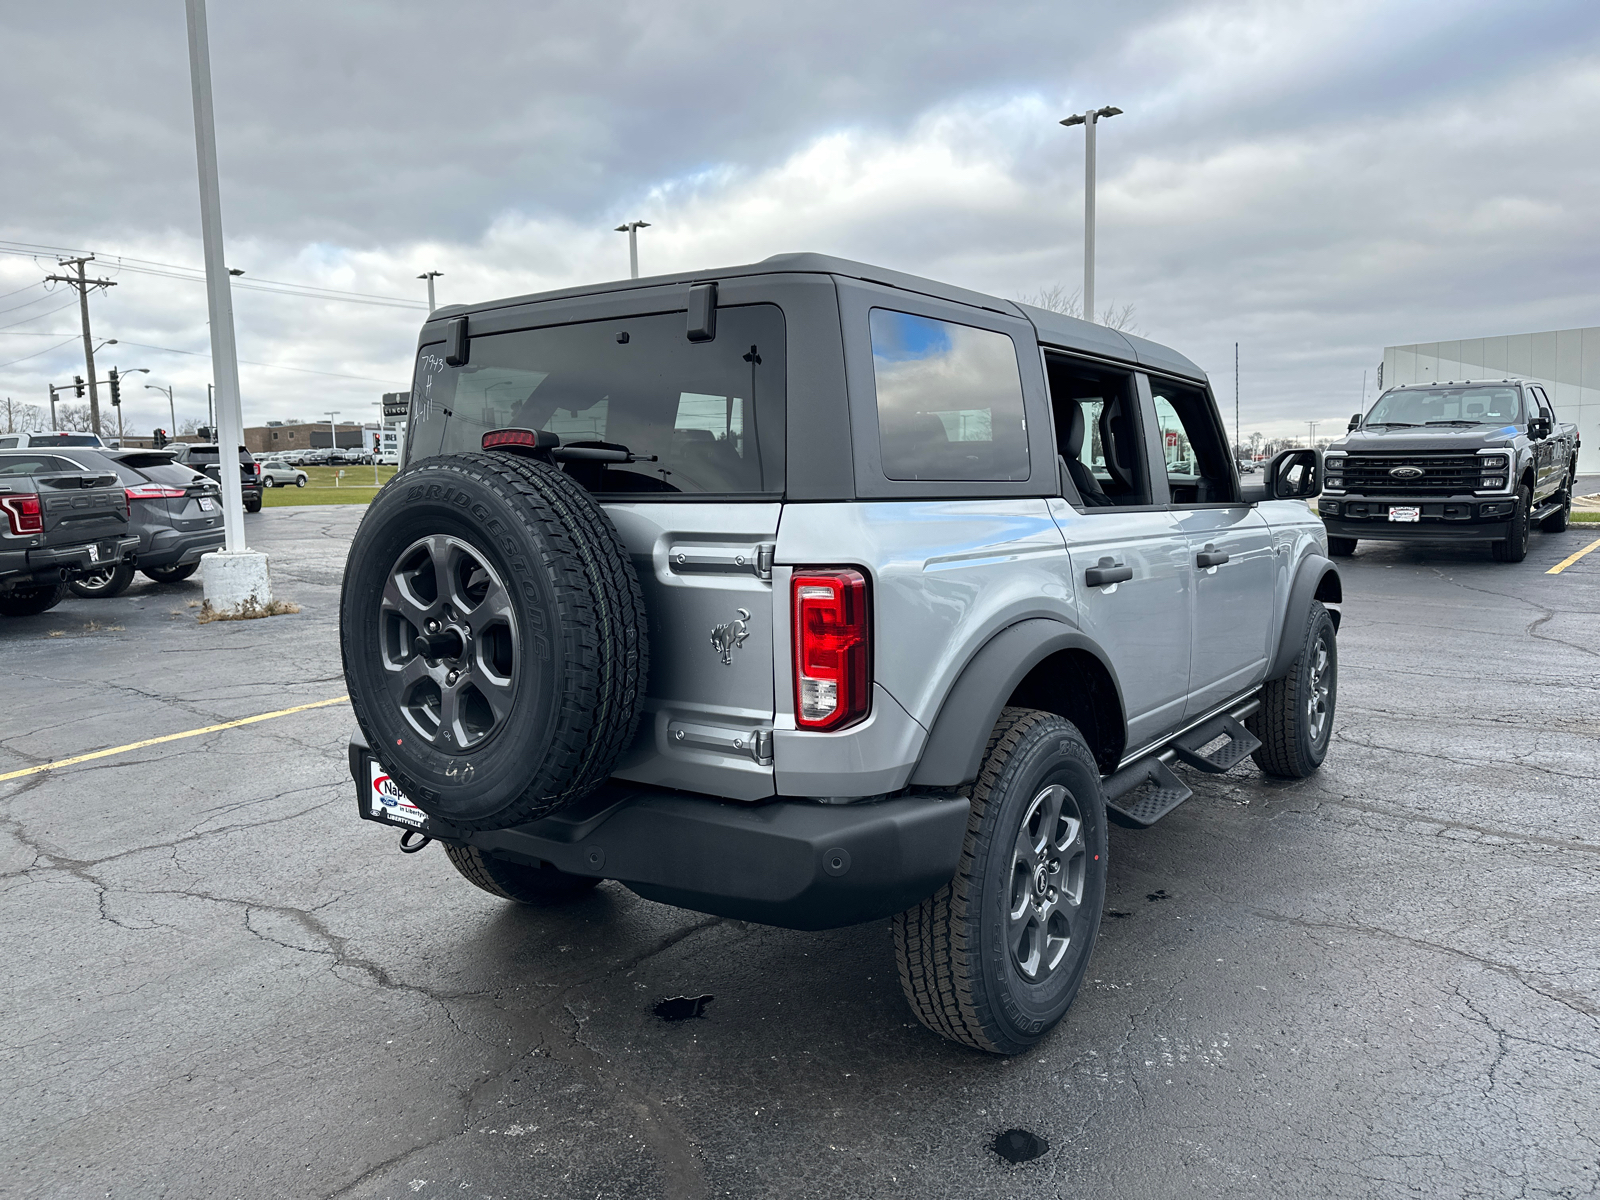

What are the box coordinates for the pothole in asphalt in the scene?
[654,994,714,1021]
[991,1128,1050,1164]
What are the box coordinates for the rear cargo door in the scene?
[25,455,130,548]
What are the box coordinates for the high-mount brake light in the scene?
[0,494,43,536]
[792,568,871,731]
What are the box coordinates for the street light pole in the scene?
[1308,420,1320,448]
[146,382,176,434]
[614,221,651,279]
[325,409,340,456]
[1058,106,1122,325]
[417,271,442,312]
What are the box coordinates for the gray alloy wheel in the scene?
[1492,485,1531,562]
[1306,629,1332,746]
[262,475,276,487]
[380,533,519,753]
[1249,600,1337,778]
[295,475,306,487]
[1008,783,1089,982]
[68,561,135,599]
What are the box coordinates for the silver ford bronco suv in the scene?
[341,254,1341,1055]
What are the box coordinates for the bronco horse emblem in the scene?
[710,608,752,665]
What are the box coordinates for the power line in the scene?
[0,336,79,371]
[0,299,79,331]
[0,281,48,305]
[115,339,407,385]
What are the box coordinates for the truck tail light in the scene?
[0,493,43,535]
[792,568,870,731]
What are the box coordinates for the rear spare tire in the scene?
[340,452,647,832]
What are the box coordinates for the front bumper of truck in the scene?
[348,730,969,931]
[1319,494,1517,541]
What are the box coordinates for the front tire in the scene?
[1249,600,1337,778]
[443,844,601,904]
[1326,536,1357,557]
[0,583,67,617]
[893,709,1108,1055]
[1492,485,1531,562]
[68,562,135,599]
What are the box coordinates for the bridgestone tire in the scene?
[1492,486,1531,562]
[1249,600,1337,779]
[1326,536,1357,558]
[68,562,135,599]
[443,844,602,904]
[143,562,199,584]
[340,452,648,832]
[893,708,1108,1055]
[0,582,67,617]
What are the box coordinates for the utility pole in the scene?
[207,382,214,435]
[615,221,651,279]
[1235,342,1240,462]
[1059,106,1122,324]
[44,257,116,436]
[1308,420,1320,449]
[47,385,59,429]
[417,271,442,312]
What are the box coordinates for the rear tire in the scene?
[0,583,68,617]
[1326,536,1357,557]
[340,452,648,832]
[443,844,601,904]
[262,475,276,488]
[143,562,199,584]
[1491,485,1531,562]
[295,476,306,488]
[68,562,135,599]
[1249,601,1337,779]
[1541,484,1571,533]
[893,709,1107,1055]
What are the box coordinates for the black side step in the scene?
[1102,756,1193,828]
[1171,714,1261,775]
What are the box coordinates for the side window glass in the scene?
[869,309,1029,482]
[1151,380,1237,506]
[1045,357,1148,508]
[1533,387,1554,421]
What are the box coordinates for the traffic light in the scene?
[108,368,121,407]
[153,428,168,448]
[373,432,381,453]
[73,375,85,399]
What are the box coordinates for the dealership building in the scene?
[1382,326,1600,474]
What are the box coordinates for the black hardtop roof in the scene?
[431,252,1208,384]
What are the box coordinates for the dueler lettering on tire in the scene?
[340,452,648,831]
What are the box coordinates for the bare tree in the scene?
[1248,431,1263,456]
[1015,283,1141,333]
[3,398,45,433]
[54,403,94,432]
[179,417,202,435]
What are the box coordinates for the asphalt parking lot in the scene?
[4,493,1599,1200]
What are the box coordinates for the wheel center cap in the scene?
[1034,864,1050,896]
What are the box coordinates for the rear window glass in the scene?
[0,455,76,476]
[139,463,206,487]
[409,305,785,495]
[31,434,101,446]
[187,448,219,462]
[869,309,1029,481]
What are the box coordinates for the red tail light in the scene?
[126,484,187,501]
[253,461,262,475]
[0,494,43,536]
[792,568,871,731]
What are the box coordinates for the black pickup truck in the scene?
[0,449,139,616]
[1320,378,1581,562]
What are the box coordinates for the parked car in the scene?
[0,431,109,450]
[339,252,1341,1056]
[172,443,263,512]
[1322,378,1582,561]
[61,448,225,596]
[0,449,138,615]
[260,460,308,489]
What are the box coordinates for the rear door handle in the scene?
[1196,545,1230,568]
[1085,558,1134,587]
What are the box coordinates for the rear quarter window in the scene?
[869,308,1029,481]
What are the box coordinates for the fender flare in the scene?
[909,619,1126,788]
[1266,554,1341,682]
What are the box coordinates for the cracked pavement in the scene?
[3,499,1599,1199]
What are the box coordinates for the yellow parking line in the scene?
[1547,537,1600,575]
[0,695,350,784]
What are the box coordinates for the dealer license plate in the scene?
[199,497,216,512]
[87,544,99,562]
[1388,506,1421,523]
[369,760,426,828]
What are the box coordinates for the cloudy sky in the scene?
[2,0,1597,442]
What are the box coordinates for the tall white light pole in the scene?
[145,382,176,435]
[417,271,442,312]
[615,221,651,279]
[1059,106,1122,325]
[187,0,272,612]
[325,410,340,457]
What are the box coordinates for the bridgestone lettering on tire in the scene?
[892,708,1108,1055]
[340,452,648,831]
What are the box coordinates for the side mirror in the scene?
[1242,448,1322,505]
[1348,412,1362,431]
[1528,416,1551,440]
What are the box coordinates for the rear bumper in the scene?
[25,536,140,581]
[142,529,226,570]
[1321,493,1515,541]
[348,731,968,931]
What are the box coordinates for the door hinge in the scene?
[753,727,774,765]
[754,542,775,581]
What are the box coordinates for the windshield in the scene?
[1364,385,1523,427]
[408,305,785,495]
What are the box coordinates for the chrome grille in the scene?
[1333,453,1482,494]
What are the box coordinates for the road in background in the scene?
[3,502,1597,1199]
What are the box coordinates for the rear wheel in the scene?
[262,475,276,488]
[443,844,601,904]
[245,496,262,513]
[68,562,135,599]
[1541,482,1571,533]
[0,583,67,617]
[143,562,198,584]
[295,475,306,488]
[1492,485,1531,562]
[1326,536,1357,557]
[893,709,1107,1055]
[1249,601,1337,778]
